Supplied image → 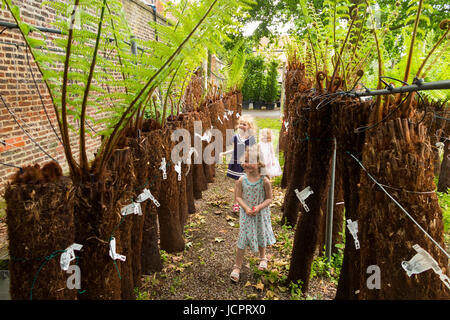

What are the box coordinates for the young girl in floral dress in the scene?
[230,145,276,282]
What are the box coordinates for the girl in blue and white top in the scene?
[220,115,256,213]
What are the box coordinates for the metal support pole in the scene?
[325,137,337,263]
[351,79,450,97]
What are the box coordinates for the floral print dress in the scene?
[237,175,276,252]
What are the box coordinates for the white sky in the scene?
[242,19,294,37]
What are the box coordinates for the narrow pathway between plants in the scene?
[138,163,337,300]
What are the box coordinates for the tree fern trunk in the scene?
[358,117,449,299]
[287,95,334,293]
[157,129,185,253]
[334,98,371,300]
[140,130,164,274]
[437,140,450,193]
[281,96,310,226]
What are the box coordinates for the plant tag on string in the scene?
[186,147,198,165]
[227,109,234,116]
[236,112,240,118]
[121,202,142,216]
[109,237,126,262]
[295,186,313,212]
[136,188,151,203]
[436,142,444,159]
[175,161,182,181]
[60,243,83,271]
[136,188,160,207]
[195,130,212,143]
[346,219,360,250]
[159,157,167,179]
[223,112,229,121]
[218,116,223,125]
[402,244,450,289]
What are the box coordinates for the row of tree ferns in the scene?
[281,0,449,299]
[2,0,251,299]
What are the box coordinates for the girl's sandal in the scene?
[258,258,268,271]
[230,265,240,282]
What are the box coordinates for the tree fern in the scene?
[223,39,247,92]
[3,0,250,181]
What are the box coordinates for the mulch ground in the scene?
[137,164,337,300]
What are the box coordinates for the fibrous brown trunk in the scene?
[358,117,449,299]
[334,98,371,300]
[200,107,215,183]
[127,136,151,288]
[192,111,208,199]
[287,93,334,293]
[75,147,135,300]
[140,128,164,274]
[183,113,196,213]
[157,129,185,253]
[281,93,310,226]
[5,168,76,300]
[437,139,450,192]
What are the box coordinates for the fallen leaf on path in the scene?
[254,281,264,291]
[214,211,222,215]
[228,222,235,227]
[214,237,224,243]
[172,255,183,262]
[244,281,252,287]
[164,264,176,272]
[264,290,275,299]
[247,293,258,299]
[277,286,287,293]
[225,215,236,221]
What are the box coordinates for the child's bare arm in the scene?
[255,177,273,212]
[235,178,252,214]
[220,149,233,157]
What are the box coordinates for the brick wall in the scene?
[0,0,167,193]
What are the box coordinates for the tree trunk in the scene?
[358,118,449,299]
[141,210,162,274]
[287,95,334,293]
[157,129,185,253]
[5,173,76,300]
[74,147,135,300]
[183,113,196,213]
[331,166,345,255]
[437,139,450,192]
[124,136,152,295]
[281,95,310,226]
[334,98,371,300]
[192,111,208,199]
[140,130,164,274]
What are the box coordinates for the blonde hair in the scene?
[241,145,265,173]
[236,115,257,135]
[259,128,272,142]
